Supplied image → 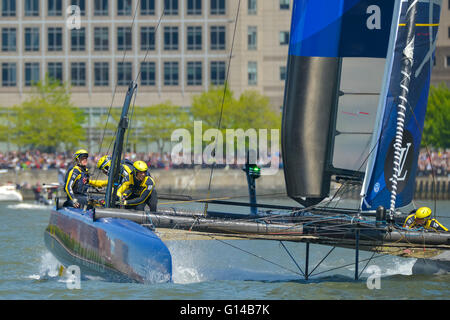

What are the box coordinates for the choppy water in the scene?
[0,199,449,301]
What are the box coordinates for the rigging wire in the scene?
[203,0,242,216]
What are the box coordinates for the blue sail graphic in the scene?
[361,1,441,210]
[289,0,395,58]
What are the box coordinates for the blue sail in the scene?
[282,0,398,205]
[361,1,441,210]
[289,0,395,58]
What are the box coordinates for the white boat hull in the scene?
[0,185,23,202]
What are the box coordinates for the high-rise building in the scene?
[0,0,448,150]
[0,0,292,149]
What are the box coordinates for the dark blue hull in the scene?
[45,207,172,283]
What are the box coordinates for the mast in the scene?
[105,81,138,208]
[389,0,417,217]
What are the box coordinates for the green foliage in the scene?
[191,85,281,131]
[189,86,281,152]
[423,83,450,149]
[137,102,190,154]
[10,76,85,152]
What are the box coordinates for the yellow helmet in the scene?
[415,207,432,219]
[73,149,89,161]
[97,155,111,170]
[133,160,148,172]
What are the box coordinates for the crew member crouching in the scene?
[403,207,448,232]
[116,160,157,211]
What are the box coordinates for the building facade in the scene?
[0,0,449,150]
[433,0,450,88]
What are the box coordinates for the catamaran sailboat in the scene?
[44,0,449,283]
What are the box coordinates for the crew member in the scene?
[403,207,448,232]
[64,149,108,208]
[96,155,134,185]
[116,160,157,211]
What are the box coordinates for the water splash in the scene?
[7,203,50,210]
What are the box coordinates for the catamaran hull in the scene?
[45,207,172,283]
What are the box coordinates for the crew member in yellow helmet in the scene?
[403,207,448,232]
[116,160,157,211]
[96,155,134,185]
[64,149,108,208]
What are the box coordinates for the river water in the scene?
[0,198,449,302]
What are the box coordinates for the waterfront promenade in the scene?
[3,168,448,201]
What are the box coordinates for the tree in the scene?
[191,86,281,132]
[423,83,450,149]
[10,76,85,152]
[189,86,282,162]
[138,102,190,155]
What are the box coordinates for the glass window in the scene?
[187,26,202,51]
[280,0,289,10]
[164,0,178,15]
[2,0,16,16]
[118,0,132,16]
[141,26,155,51]
[25,0,39,16]
[187,61,202,86]
[2,63,16,87]
[210,61,225,85]
[25,27,39,51]
[141,0,155,15]
[71,27,86,51]
[248,0,257,15]
[117,62,132,86]
[48,0,62,16]
[248,26,257,50]
[210,26,225,50]
[70,0,85,16]
[48,62,63,82]
[71,62,86,86]
[48,27,63,51]
[164,26,178,51]
[94,0,109,16]
[280,66,286,81]
[210,0,225,15]
[140,62,155,85]
[279,31,289,45]
[248,61,257,85]
[94,62,109,86]
[164,61,179,86]
[187,0,201,15]
[94,27,109,51]
[1,28,16,51]
[24,62,40,86]
[117,27,132,51]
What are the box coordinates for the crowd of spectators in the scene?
[0,149,448,177]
